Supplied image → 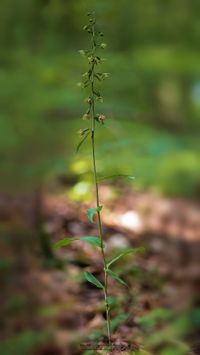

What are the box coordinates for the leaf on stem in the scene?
[76,131,90,153]
[94,90,101,97]
[53,237,78,250]
[53,236,104,250]
[77,128,90,136]
[107,247,145,268]
[80,236,103,248]
[84,271,104,289]
[86,206,102,223]
[98,174,135,182]
[94,73,102,81]
[106,269,127,287]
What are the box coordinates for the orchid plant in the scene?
[54,12,143,346]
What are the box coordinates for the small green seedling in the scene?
[54,12,144,344]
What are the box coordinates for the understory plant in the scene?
[54,12,143,345]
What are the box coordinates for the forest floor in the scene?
[0,184,200,355]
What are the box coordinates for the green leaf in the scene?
[77,128,89,137]
[76,131,90,153]
[78,49,86,56]
[95,73,102,81]
[110,313,129,331]
[79,236,103,248]
[53,236,104,250]
[84,272,104,289]
[106,269,127,287]
[107,247,145,268]
[53,237,78,250]
[86,206,102,223]
[98,174,135,182]
[94,90,101,97]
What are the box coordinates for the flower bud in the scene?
[82,113,90,120]
[77,82,83,88]
[85,97,92,104]
[88,56,94,63]
[79,50,86,56]
[82,72,88,78]
[98,114,106,123]
[100,43,107,49]
[96,96,103,103]
[77,129,84,136]
[101,73,109,80]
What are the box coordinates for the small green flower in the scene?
[82,72,88,78]
[77,128,89,136]
[77,129,84,136]
[82,113,90,120]
[79,49,86,56]
[84,97,92,104]
[96,96,103,103]
[88,56,94,64]
[95,114,106,124]
[100,42,107,49]
[77,82,83,88]
[101,72,109,80]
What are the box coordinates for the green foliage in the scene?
[80,13,112,343]
[107,296,117,307]
[98,174,135,182]
[106,269,127,287]
[110,313,128,331]
[80,236,102,247]
[138,308,174,332]
[86,206,102,223]
[1,2,199,352]
[4,295,29,314]
[76,129,90,153]
[138,308,192,354]
[84,271,104,289]
[107,247,145,268]
[1,0,200,197]
[53,237,77,249]
[0,330,49,355]
[53,236,103,249]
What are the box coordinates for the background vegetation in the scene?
[1,0,200,197]
[1,2,200,354]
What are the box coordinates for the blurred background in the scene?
[0,1,200,354]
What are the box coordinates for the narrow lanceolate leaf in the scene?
[53,237,78,250]
[107,269,127,287]
[80,236,103,248]
[86,206,102,223]
[84,271,104,289]
[76,131,90,153]
[98,174,135,182]
[107,247,145,268]
[53,236,103,250]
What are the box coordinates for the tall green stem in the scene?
[90,23,111,344]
